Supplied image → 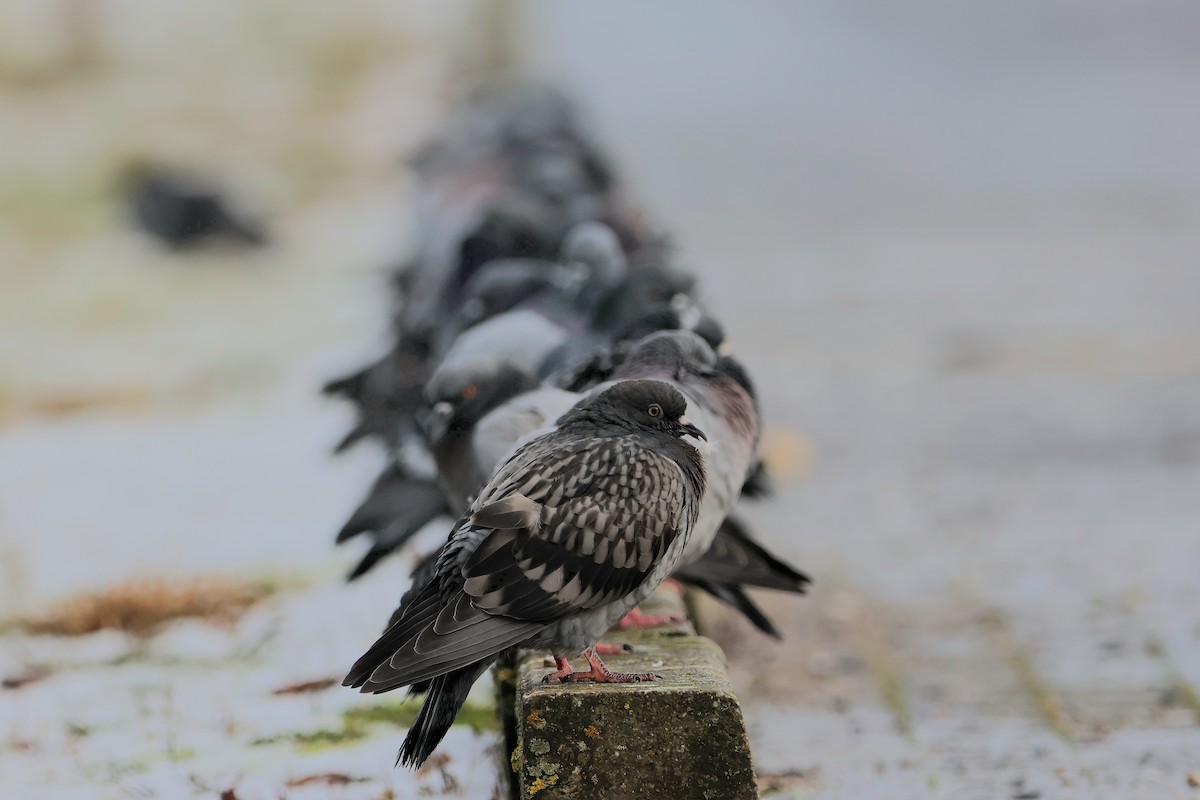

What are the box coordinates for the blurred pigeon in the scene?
[396,87,632,344]
[428,221,628,356]
[421,360,573,512]
[331,361,571,584]
[125,164,266,250]
[323,333,429,455]
[335,461,449,581]
[677,514,810,638]
[437,310,570,380]
[344,380,707,768]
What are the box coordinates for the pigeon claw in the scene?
[563,670,663,684]
[542,655,574,684]
[544,646,668,685]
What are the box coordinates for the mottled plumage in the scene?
[600,331,761,566]
[418,341,808,637]
[344,380,706,768]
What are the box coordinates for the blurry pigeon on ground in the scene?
[344,380,707,768]
[125,164,266,250]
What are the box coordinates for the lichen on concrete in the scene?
[508,590,757,800]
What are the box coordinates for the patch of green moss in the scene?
[1010,649,1073,741]
[452,701,501,735]
[340,701,420,729]
[167,746,196,762]
[250,726,366,749]
[252,700,498,751]
[66,722,92,738]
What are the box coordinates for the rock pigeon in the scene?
[344,380,707,768]
[417,350,807,637]
[600,331,761,567]
[125,164,266,250]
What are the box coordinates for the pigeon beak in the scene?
[678,417,707,442]
[421,401,454,445]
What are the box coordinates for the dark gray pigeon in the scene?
[420,360,572,512]
[344,380,706,768]
[323,336,429,455]
[125,164,266,250]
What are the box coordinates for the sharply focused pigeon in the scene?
[601,331,759,565]
[344,380,707,768]
[417,339,808,637]
[327,216,722,577]
[125,164,266,250]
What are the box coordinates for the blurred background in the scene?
[3,1,1199,798]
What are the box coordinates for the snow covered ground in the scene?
[4,2,1200,798]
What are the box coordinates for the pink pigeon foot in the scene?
[616,606,688,630]
[558,647,662,684]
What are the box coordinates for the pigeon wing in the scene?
[461,435,693,621]
[345,433,695,694]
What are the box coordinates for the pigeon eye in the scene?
[647,403,662,418]
[461,385,478,399]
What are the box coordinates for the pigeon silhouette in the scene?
[125,164,265,250]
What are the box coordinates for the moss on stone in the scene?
[509,592,757,799]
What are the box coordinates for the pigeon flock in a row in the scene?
[325,87,809,769]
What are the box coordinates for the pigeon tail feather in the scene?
[397,661,491,768]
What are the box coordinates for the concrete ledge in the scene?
[503,591,758,800]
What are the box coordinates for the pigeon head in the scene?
[566,379,706,444]
[616,330,719,381]
[615,331,760,444]
[421,361,539,446]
